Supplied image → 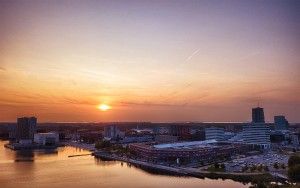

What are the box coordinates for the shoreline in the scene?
[93,151,278,183]
[4,143,59,150]
[62,141,95,151]
[61,142,286,183]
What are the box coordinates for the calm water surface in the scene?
[0,141,249,188]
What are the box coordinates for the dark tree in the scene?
[214,162,220,169]
[288,164,300,182]
[288,155,300,167]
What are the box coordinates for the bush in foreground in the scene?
[288,155,300,182]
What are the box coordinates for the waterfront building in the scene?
[8,126,16,139]
[274,115,289,130]
[242,123,271,149]
[205,127,225,141]
[16,117,37,143]
[129,140,251,163]
[34,132,59,146]
[252,107,265,123]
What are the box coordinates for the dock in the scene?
[68,154,92,158]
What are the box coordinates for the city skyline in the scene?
[0,0,299,122]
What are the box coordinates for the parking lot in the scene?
[225,151,289,172]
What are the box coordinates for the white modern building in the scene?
[205,127,225,141]
[242,123,270,149]
[34,132,59,146]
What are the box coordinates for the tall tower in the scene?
[16,117,37,142]
[252,107,265,123]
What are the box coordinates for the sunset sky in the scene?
[0,0,299,122]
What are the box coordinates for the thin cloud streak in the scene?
[119,100,212,108]
[184,48,200,63]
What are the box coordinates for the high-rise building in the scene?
[205,127,225,141]
[243,107,270,149]
[252,107,265,123]
[274,115,289,130]
[16,117,37,142]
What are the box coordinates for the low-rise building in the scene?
[155,135,178,143]
[242,123,270,149]
[34,132,59,146]
[129,140,251,163]
[205,127,225,141]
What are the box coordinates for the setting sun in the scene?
[97,104,111,111]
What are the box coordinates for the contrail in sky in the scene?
[184,48,200,63]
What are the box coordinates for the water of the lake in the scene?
[0,141,250,188]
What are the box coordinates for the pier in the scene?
[68,154,92,158]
